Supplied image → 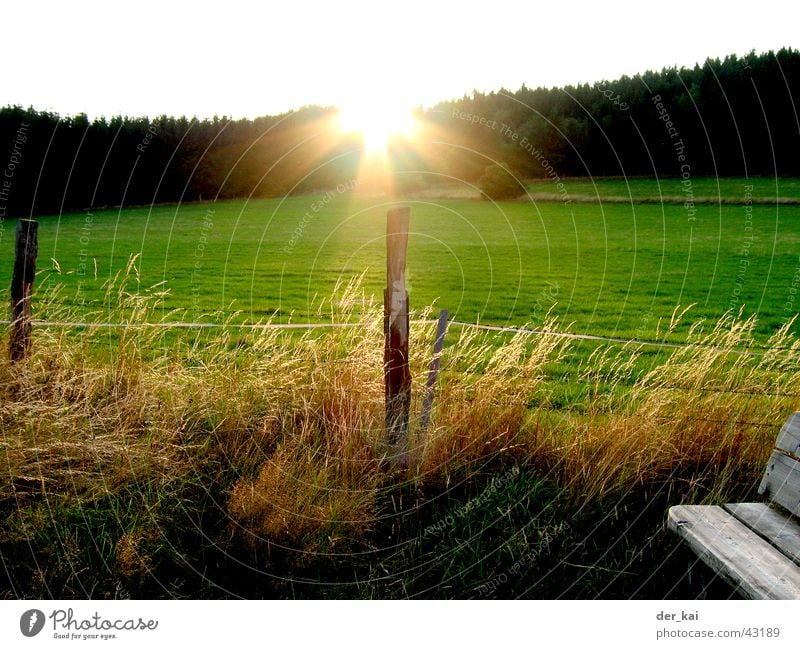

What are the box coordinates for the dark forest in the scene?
[1,49,797,218]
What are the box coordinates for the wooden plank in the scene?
[758,450,800,517]
[9,219,38,361]
[384,207,411,465]
[774,412,800,459]
[668,505,800,599]
[724,502,800,566]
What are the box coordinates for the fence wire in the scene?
[3,315,799,422]
[0,316,785,357]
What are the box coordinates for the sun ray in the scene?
[337,102,417,154]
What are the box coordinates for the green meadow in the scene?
[2,177,800,344]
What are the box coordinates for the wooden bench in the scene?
[668,412,800,599]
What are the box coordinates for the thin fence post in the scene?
[385,206,411,465]
[420,308,449,432]
[9,219,38,362]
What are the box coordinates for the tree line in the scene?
[427,48,800,185]
[0,48,798,217]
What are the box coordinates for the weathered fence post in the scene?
[385,207,411,465]
[9,219,38,362]
[420,308,449,432]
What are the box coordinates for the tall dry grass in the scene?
[551,310,800,501]
[2,266,799,564]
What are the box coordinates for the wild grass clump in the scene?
[2,265,799,595]
[227,422,382,556]
[550,309,800,501]
[414,318,570,481]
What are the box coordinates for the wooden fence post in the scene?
[420,308,449,432]
[385,207,411,465]
[9,219,38,362]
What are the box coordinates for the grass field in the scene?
[3,177,800,599]
[2,177,800,344]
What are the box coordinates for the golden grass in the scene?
[550,310,800,501]
[2,267,798,557]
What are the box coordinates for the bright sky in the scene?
[2,0,797,119]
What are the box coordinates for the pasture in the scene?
[2,176,800,344]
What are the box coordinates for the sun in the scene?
[337,102,417,153]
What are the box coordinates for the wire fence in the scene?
[0,316,783,356]
[3,312,799,426]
